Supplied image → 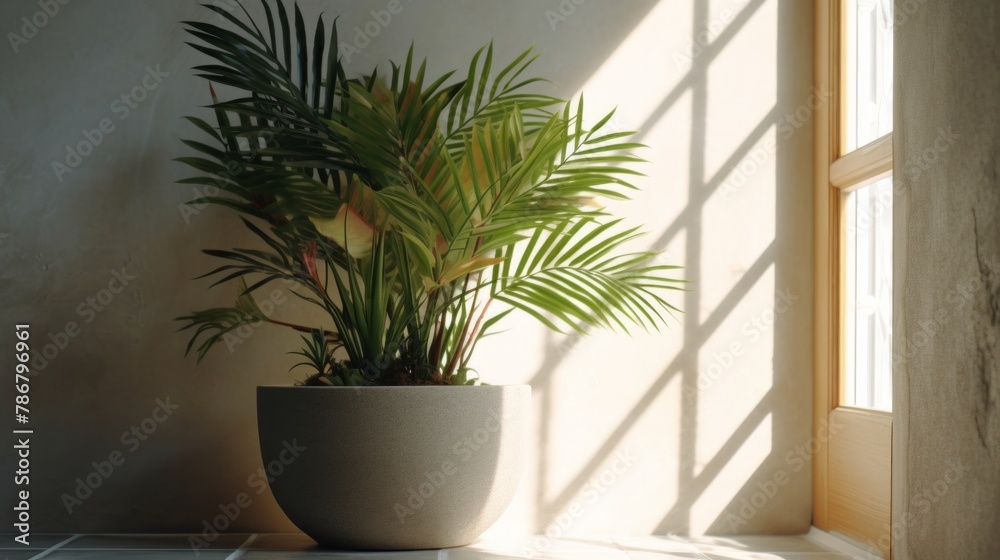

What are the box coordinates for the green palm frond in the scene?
[443,43,559,149]
[176,1,683,384]
[491,217,682,334]
[176,277,267,361]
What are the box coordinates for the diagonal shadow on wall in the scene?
[528,0,812,534]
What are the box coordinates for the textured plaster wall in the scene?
[0,0,813,536]
[893,0,1000,558]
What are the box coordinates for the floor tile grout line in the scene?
[28,534,82,560]
[22,532,260,539]
[9,534,849,558]
[26,547,256,552]
[609,536,632,559]
[224,533,259,560]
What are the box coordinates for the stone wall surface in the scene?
[894,0,1000,558]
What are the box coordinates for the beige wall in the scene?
[0,0,814,537]
[893,0,1000,558]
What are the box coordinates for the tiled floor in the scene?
[0,534,859,559]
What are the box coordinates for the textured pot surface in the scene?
[257,385,531,550]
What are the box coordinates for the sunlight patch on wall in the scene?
[703,0,778,182]
[691,411,773,533]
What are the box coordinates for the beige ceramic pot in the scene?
[257,385,530,550]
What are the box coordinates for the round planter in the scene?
[256,385,530,550]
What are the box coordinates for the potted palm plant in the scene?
[176,0,682,550]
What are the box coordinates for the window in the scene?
[814,0,893,556]
[844,175,893,410]
[844,0,894,152]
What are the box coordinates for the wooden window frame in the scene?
[813,0,892,557]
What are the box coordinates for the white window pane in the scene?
[844,175,893,410]
[846,0,893,151]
